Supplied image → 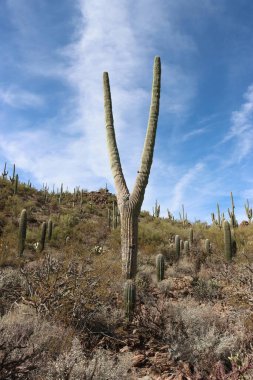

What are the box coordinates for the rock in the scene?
[132,354,146,367]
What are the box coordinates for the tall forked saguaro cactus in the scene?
[103,57,161,279]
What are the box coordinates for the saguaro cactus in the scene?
[184,240,189,255]
[40,222,47,252]
[156,253,165,281]
[103,57,161,279]
[48,219,53,241]
[205,239,210,254]
[175,235,180,260]
[189,228,193,245]
[124,280,136,321]
[18,209,27,256]
[223,221,232,262]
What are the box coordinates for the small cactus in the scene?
[205,239,210,254]
[156,253,165,281]
[48,219,53,241]
[175,235,180,260]
[180,239,184,251]
[39,222,47,252]
[18,209,27,256]
[124,280,136,321]
[223,221,232,262]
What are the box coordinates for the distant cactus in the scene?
[39,222,47,252]
[211,203,223,229]
[205,239,210,254]
[18,209,27,256]
[184,240,189,255]
[245,199,253,223]
[156,253,165,281]
[179,204,187,226]
[2,162,8,179]
[228,192,238,228]
[10,164,15,183]
[175,235,180,260]
[48,219,53,240]
[223,221,232,262]
[124,280,136,321]
[153,200,160,218]
[14,174,18,194]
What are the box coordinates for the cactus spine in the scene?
[18,209,27,256]
[205,239,210,254]
[189,228,193,245]
[175,235,180,260]
[40,222,47,252]
[156,253,165,281]
[124,280,136,321]
[103,57,161,279]
[184,240,189,255]
[223,221,232,262]
[48,219,53,241]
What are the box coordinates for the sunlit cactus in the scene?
[103,57,161,279]
[18,209,27,256]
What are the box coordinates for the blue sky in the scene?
[1,0,253,222]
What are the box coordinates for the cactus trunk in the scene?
[120,205,138,278]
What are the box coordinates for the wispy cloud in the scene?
[223,84,253,161]
[1,0,198,194]
[170,162,204,212]
[182,127,206,141]
[0,86,43,108]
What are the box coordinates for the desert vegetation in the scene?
[1,168,253,379]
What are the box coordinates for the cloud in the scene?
[169,162,204,212]
[223,84,253,161]
[0,86,43,108]
[1,1,199,191]
[182,127,206,141]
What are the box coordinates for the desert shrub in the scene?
[43,338,132,380]
[0,268,25,315]
[135,296,249,377]
[192,278,222,301]
[0,304,72,379]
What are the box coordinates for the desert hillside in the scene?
[1,174,253,379]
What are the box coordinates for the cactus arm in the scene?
[131,56,161,207]
[103,72,129,200]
